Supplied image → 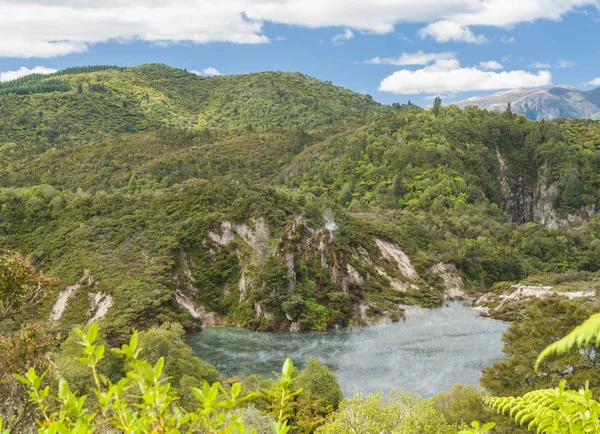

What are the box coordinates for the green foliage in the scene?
[11,322,301,434]
[0,250,58,325]
[1,65,600,333]
[315,390,455,434]
[535,313,600,371]
[486,381,600,433]
[483,306,600,433]
[295,359,343,409]
[460,421,496,434]
[481,298,600,398]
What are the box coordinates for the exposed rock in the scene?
[375,267,409,292]
[347,264,364,285]
[87,292,113,324]
[374,239,419,280]
[431,263,465,300]
[497,152,595,228]
[473,284,596,319]
[50,269,93,321]
[234,218,270,259]
[179,247,196,282]
[175,290,205,319]
[284,251,296,293]
[203,312,229,327]
[319,239,329,268]
[207,221,235,246]
[238,271,248,302]
[50,284,79,321]
[290,322,300,333]
[175,290,228,326]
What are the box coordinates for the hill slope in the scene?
[1,65,599,336]
[451,86,600,120]
[0,63,393,146]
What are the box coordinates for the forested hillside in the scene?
[0,64,390,147]
[1,64,599,336]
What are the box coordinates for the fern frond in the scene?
[535,313,600,371]
[485,381,600,433]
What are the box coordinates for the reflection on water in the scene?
[187,301,508,397]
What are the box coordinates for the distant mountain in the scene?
[451,86,600,120]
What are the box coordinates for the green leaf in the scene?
[86,323,99,345]
[535,313,600,371]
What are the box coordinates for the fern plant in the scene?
[483,313,600,433]
[486,381,600,433]
[535,313,600,371]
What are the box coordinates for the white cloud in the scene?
[586,77,600,86]
[557,60,576,68]
[530,61,551,68]
[332,28,354,45]
[365,51,455,66]
[418,20,487,43]
[0,66,58,82]
[378,58,552,94]
[500,36,516,43]
[479,60,503,70]
[190,67,223,76]
[0,0,596,58]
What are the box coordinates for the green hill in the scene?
[0,65,599,336]
[0,64,393,147]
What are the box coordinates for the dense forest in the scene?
[1,64,600,433]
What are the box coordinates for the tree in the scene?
[503,102,512,119]
[316,390,455,434]
[0,251,58,324]
[296,359,343,409]
[484,310,600,433]
[432,96,442,116]
[480,298,600,398]
[0,323,58,432]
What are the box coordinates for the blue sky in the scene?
[1,0,599,105]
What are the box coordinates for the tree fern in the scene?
[535,313,600,371]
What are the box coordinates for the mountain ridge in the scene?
[451,85,600,120]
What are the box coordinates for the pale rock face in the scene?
[234,218,270,259]
[50,269,94,321]
[319,239,329,268]
[285,251,296,293]
[207,221,235,246]
[374,267,409,292]
[290,322,300,333]
[239,271,248,302]
[175,290,227,326]
[50,284,79,321]
[473,284,596,316]
[87,292,113,324]
[175,290,205,319]
[346,264,364,285]
[374,239,419,280]
[431,263,465,300]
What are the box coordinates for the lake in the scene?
[187,301,508,397]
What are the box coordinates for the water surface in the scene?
[188,302,508,397]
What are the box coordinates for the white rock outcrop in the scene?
[375,239,419,280]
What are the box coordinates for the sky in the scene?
[1,0,600,105]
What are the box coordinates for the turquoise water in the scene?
[188,302,508,397]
